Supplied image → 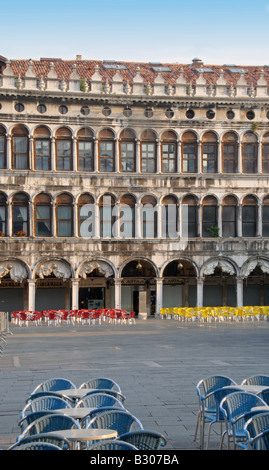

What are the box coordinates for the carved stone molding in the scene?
[242,259,269,278]
[203,260,235,276]
[36,260,71,279]
[0,260,27,282]
[79,260,114,279]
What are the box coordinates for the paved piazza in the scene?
[0,318,269,454]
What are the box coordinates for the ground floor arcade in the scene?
[0,256,269,316]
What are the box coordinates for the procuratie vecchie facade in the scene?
[0,54,269,316]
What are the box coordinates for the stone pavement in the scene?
[0,317,269,453]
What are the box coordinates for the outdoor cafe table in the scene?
[49,407,95,420]
[47,428,118,449]
[224,385,268,394]
[56,389,97,400]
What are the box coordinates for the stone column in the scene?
[28,279,36,311]
[72,137,77,172]
[156,139,161,173]
[237,204,242,237]
[29,135,34,170]
[197,140,202,173]
[197,277,204,307]
[136,139,140,173]
[155,278,163,316]
[71,278,79,310]
[135,203,142,238]
[50,137,56,171]
[6,134,11,169]
[236,277,244,307]
[177,140,181,173]
[114,278,121,309]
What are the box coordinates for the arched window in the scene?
[222,132,238,173]
[202,132,218,173]
[12,192,29,236]
[0,192,7,236]
[202,196,218,237]
[119,129,136,172]
[242,195,257,237]
[182,195,198,238]
[34,193,52,236]
[161,195,178,238]
[99,194,116,237]
[141,195,157,238]
[0,126,6,169]
[34,126,51,170]
[56,193,73,237]
[222,195,237,237]
[12,125,29,169]
[262,196,269,236]
[99,129,115,172]
[55,127,72,171]
[77,128,94,171]
[140,130,156,173]
[161,131,177,173]
[120,194,135,238]
[242,132,258,174]
[262,132,269,173]
[78,193,94,237]
[182,131,197,173]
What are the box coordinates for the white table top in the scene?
[224,385,267,394]
[50,407,94,419]
[56,389,95,399]
[48,428,118,442]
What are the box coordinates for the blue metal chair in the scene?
[31,378,76,394]
[11,442,62,450]
[194,375,237,448]
[84,389,126,403]
[201,386,243,449]
[244,411,269,449]
[119,430,167,450]
[219,391,267,449]
[79,377,121,392]
[257,387,269,405]
[18,413,80,440]
[250,429,269,450]
[86,410,143,437]
[241,375,269,386]
[80,406,128,428]
[75,392,124,409]
[87,439,138,450]
[22,395,72,416]
[8,432,72,450]
[26,390,74,405]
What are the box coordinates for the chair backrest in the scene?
[119,430,167,450]
[19,410,56,431]
[251,429,269,450]
[75,392,124,409]
[241,375,269,386]
[87,439,138,450]
[257,388,269,405]
[204,387,243,420]
[220,391,267,432]
[11,442,62,450]
[196,375,237,410]
[84,389,126,403]
[21,395,71,417]
[31,378,76,393]
[86,410,143,437]
[80,406,126,428]
[19,413,80,439]
[8,432,71,450]
[79,377,121,392]
[244,412,269,440]
[27,391,74,405]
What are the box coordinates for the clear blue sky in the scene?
[1,0,269,65]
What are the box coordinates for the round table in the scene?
[48,428,118,449]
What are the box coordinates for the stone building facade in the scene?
[0,54,269,316]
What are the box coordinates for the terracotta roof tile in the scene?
[3,58,269,86]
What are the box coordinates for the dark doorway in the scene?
[79,287,105,309]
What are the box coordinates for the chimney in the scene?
[192,57,203,67]
[76,55,82,61]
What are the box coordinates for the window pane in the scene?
[58,221,72,237]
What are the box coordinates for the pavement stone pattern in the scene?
[0,317,269,451]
